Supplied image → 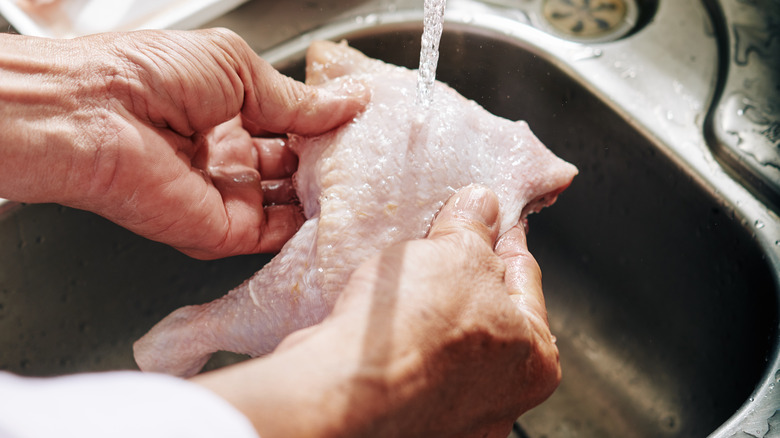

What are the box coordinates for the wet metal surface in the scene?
[259,16,777,435]
[709,0,780,213]
[0,1,778,437]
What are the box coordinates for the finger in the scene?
[242,56,370,136]
[262,179,297,205]
[210,164,264,243]
[255,204,306,253]
[210,167,302,248]
[177,205,304,260]
[428,184,500,247]
[193,118,257,172]
[253,137,298,179]
[495,225,547,322]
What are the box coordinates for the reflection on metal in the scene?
[0,200,21,219]
[0,0,778,437]
[429,0,644,42]
[710,0,780,211]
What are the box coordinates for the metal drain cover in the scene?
[542,0,637,41]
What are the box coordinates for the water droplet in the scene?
[364,14,378,25]
[755,220,765,229]
[572,46,604,61]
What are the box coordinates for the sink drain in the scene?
[541,0,637,41]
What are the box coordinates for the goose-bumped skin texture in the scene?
[133,41,578,377]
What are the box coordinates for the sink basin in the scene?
[0,0,778,437]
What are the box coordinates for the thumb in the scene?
[428,184,501,247]
[241,56,370,136]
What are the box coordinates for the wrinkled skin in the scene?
[0,29,368,259]
[1,28,562,437]
[132,41,577,377]
[194,186,562,438]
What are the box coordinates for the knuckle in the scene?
[204,27,244,50]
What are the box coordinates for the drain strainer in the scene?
[542,0,637,41]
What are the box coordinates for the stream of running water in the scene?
[416,0,447,107]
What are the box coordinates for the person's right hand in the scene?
[194,185,561,438]
[0,29,368,259]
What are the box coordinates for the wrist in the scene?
[191,317,400,438]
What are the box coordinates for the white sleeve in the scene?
[0,371,259,438]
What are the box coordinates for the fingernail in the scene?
[451,185,499,229]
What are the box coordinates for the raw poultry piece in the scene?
[134,40,578,377]
[16,0,57,5]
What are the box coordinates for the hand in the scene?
[0,29,368,259]
[193,185,561,438]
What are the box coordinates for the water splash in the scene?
[417,0,447,107]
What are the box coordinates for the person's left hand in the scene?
[0,29,368,259]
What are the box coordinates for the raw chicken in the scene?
[16,0,57,5]
[15,0,57,9]
[133,40,578,377]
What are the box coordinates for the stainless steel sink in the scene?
[1,0,778,437]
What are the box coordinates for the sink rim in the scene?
[0,0,776,434]
[258,3,780,436]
